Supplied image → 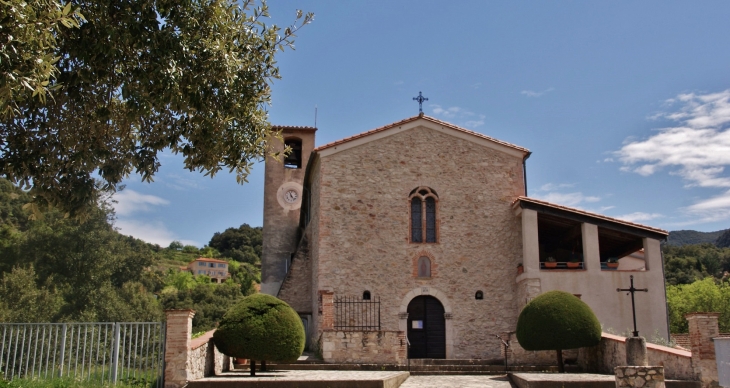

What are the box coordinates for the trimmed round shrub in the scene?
[213,293,304,362]
[516,290,601,351]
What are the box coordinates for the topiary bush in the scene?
[213,293,304,375]
[516,290,601,372]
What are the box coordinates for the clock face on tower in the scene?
[284,190,298,203]
[276,182,303,210]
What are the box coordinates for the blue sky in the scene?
[113,1,730,247]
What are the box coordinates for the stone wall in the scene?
[312,123,526,359]
[615,366,665,388]
[578,333,693,380]
[188,330,232,381]
[320,330,407,365]
[278,231,312,313]
[164,310,232,388]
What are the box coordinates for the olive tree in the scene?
[1,0,312,218]
[213,293,304,376]
[516,290,601,372]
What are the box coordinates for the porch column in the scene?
[643,238,661,271]
[581,223,600,272]
[521,208,540,273]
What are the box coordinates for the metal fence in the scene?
[334,296,381,330]
[0,322,165,386]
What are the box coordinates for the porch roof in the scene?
[513,196,668,240]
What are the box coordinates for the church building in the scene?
[261,114,669,364]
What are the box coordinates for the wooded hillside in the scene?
[0,179,262,332]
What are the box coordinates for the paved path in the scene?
[400,375,514,388]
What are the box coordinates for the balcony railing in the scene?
[540,262,584,270]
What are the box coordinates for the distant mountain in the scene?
[665,229,730,246]
[717,229,730,248]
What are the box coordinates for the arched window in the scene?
[363,291,371,300]
[409,187,438,243]
[417,256,431,278]
[283,138,302,169]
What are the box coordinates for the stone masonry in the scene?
[310,123,526,360]
[320,330,407,364]
[615,366,665,388]
[687,313,720,387]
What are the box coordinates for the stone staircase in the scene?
[236,357,582,375]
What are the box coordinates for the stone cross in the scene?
[413,91,428,114]
[617,275,648,337]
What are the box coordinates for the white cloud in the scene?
[521,87,555,98]
[614,212,663,222]
[115,219,198,247]
[615,89,730,225]
[538,183,575,191]
[112,189,169,216]
[615,90,730,188]
[430,105,486,128]
[533,182,605,210]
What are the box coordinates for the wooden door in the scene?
[407,295,446,359]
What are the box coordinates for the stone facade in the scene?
[269,115,670,364]
[310,124,525,360]
[261,127,316,295]
[277,232,312,314]
[615,366,665,388]
[320,330,407,364]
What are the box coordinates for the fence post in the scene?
[164,309,195,388]
[58,324,67,378]
[110,322,121,383]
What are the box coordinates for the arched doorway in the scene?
[407,295,446,358]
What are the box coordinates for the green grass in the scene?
[0,376,157,388]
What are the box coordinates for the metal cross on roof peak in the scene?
[413,92,428,114]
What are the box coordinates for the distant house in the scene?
[185,258,230,283]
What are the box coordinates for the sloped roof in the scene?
[190,257,229,264]
[272,125,317,132]
[513,196,668,236]
[314,114,530,156]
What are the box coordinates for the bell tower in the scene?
[261,125,316,295]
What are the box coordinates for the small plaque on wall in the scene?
[412,320,424,329]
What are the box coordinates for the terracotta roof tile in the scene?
[314,114,530,154]
[191,257,229,264]
[513,196,668,236]
[273,125,317,132]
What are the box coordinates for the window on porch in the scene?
[597,227,645,271]
[537,213,585,270]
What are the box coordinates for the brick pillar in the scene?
[686,313,720,388]
[319,291,334,330]
[165,309,195,388]
[396,331,407,365]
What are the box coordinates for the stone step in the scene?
[235,363,580,373]
[509,373,701,388]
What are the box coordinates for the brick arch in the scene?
[398,286,454,358]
